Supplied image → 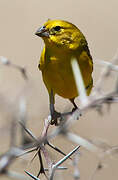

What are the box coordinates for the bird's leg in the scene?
[70,98,78,112]
[49,90,61,125]
[69,98,82,116]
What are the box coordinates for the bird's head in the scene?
[35,19,85,51]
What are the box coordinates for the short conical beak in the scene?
[35,26,49,37]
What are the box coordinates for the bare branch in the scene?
[50,146,80,180]
[0,56,28,80]
[71,58,89,106]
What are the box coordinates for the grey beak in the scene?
[35,26,49,37]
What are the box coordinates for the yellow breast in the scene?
[39,48,93,99]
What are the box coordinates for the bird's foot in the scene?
[50,111,61,126]
[72,107,78,113]
[50,108,82,125]
[71,107,82,120]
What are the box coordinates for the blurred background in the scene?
[0,0,118,179]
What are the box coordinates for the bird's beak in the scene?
[35,26,49,37]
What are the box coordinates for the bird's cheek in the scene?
[49,36,57,43]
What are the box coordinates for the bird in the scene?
[35,19,93,125]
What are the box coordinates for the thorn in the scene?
[25,170,40,180]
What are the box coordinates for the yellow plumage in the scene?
[35,19,93,125]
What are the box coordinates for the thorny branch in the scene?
[0,52,118,180]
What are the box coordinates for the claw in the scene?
[71,107,82,120]
[51,111,61,125]
[72,107,77,113]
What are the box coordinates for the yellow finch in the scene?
[35,19,93,125]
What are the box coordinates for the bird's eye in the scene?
[53,26,61,31]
